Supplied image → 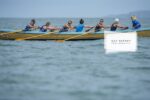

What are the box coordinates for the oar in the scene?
[121,26,129,30]
[55,27,94,43]
[0,30,23,36]
[56,27,95,43]
[85,27,94,32]
[123,26,129,30]
[56,32,92,43]
[15,31,58,41]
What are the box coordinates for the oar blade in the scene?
[0,29,22,36]
[15,38,24,41]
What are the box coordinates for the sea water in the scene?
[0,18,150,100]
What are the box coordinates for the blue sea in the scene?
[0,18,150,100]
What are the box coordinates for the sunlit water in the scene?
[0,18,150,100]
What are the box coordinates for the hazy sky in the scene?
[0,0,150,18]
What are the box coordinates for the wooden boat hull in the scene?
[0,29,150,40]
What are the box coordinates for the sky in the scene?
[0,0,150,18]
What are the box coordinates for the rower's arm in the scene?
[118,24,128,30]
[85,25,94,28]
[104,25,110,28]
[48,26,60,30]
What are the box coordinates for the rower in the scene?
[131,16,141,29]
[40,22,59,32]
[110,18,128,31]
[95,19,109,32]
[75,19,93,32]
[60,20,74,32]
[24,19,39,31]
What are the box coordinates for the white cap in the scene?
[114,18,119,22]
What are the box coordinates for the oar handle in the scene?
[85,27,94,32]
[121,26,129,30]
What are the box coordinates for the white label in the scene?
[104,31,138,54]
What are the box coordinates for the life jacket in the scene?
[95,23,103,32]
[24,25,32,31]
[59,26,69,32]
[111,23,117,31]
[132,20,141,29]
[40,25,47,32]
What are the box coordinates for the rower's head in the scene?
[114,18,119,23]
[80,19,84,24]
[68,20,73,25]
[46,22,50,26]
[100,19,104,23]
[131,16,137,20]
[30,19,36,25]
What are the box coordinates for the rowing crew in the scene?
[24,16,141,32]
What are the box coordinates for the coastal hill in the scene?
[106,10,150,19]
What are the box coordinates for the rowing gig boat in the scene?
[0,28,150,40]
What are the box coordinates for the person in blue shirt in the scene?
[75,19,93,32]
[131,16,141,29]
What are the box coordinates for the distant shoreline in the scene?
[0,10,150,19]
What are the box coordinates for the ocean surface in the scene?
[0,18,150,100]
